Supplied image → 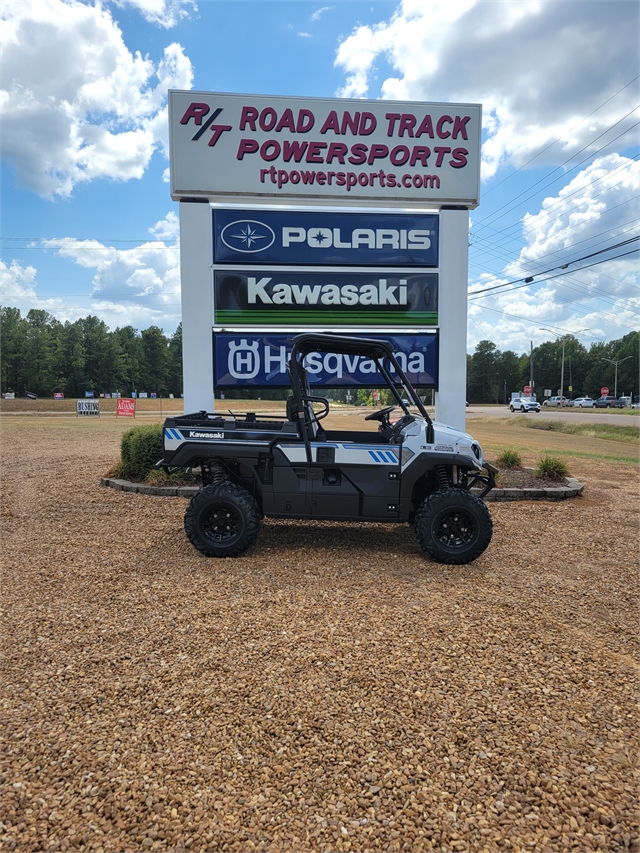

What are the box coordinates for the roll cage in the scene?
[287,333,435,464]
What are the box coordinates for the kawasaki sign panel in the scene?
[214,268,438,327]
[214,332,438,388]
[169,90,481,207]
[213,209,439,266]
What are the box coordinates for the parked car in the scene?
[572,397,595,408]
[543,396,570,407]
[509,397,541,412]
[594,396,625,408]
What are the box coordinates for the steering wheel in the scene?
[365,405,396,423]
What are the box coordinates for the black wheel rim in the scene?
[433,507,476,548]
[201,503,242,543]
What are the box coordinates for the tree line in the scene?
[1,306,637,403]
[466,331,639,403]
[0,308,183,398]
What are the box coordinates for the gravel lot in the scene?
[1,416,638,853]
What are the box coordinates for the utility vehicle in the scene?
[162,333,496,563]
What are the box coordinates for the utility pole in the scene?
[530,341,534,398]
[601,355,633,399]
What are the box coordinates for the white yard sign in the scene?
[169,91,481,209]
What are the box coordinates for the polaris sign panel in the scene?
[213,209,439,266]
[214,333,437,388]
[214,268,438,327]
[169,90,481,207]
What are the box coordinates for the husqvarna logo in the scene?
[228,339,261,378]
[220,220,275,253]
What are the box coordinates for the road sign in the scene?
[523,385,531,395]
[601,386,609,396]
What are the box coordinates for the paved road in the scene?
[465,405,640,426]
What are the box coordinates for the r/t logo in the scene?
[180,103,232,147]
[228,339,260,379]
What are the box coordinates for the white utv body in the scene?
[162,333,496,563]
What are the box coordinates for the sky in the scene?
[1,0,638,355]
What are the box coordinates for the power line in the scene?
[474,113,640,232]
[481,75,640,199]
[468,248,640,304]
[468,238,640,296]
[471,154,640,259]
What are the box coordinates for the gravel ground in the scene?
[1,418,638,853]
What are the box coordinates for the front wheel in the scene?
[184,482,261,558]
[520,405,526,412]
[414,488,493,565]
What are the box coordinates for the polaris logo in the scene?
[220,220,275,253]
[283,227,431,250]
[248,276,408,305]
[189,431,224,439]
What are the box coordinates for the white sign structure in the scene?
[170,91,481,209]
[171,91,481,431]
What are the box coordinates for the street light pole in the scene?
[539,327,589,405]
[601,356,633,399]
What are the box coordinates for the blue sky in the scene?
[1,0,638,354]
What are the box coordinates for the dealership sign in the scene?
[169,91,481,207]
[214,332,437,388]
[214,269,437,327]
[213,209,439,266]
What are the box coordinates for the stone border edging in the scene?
[475,476,583,502]
[100,478,199,497]
[101,474,584,502]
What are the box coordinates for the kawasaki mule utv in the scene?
[162,333,496,563]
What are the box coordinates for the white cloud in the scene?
[44,215,181,312]
[467,156,640,351]
[0,0,193,197]
[112,0,196,29]
[0,258,83,321]
[335,0,639,177]
[312,6,333,22]
[0,212,182,330]
[298,32,312,38]
[1,259,39,305]
[149,211,179,241]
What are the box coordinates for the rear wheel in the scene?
[184,483,260,558]
[510,405,515,412]
[414,488,493,565]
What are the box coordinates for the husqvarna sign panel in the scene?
[169,90,481,207]
[213,209,439,266]
[214,332,437,388]
[214,268,438,327]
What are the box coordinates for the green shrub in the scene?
[118,423,164,481]
[497,448,522,469]
[536,454,569,481]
